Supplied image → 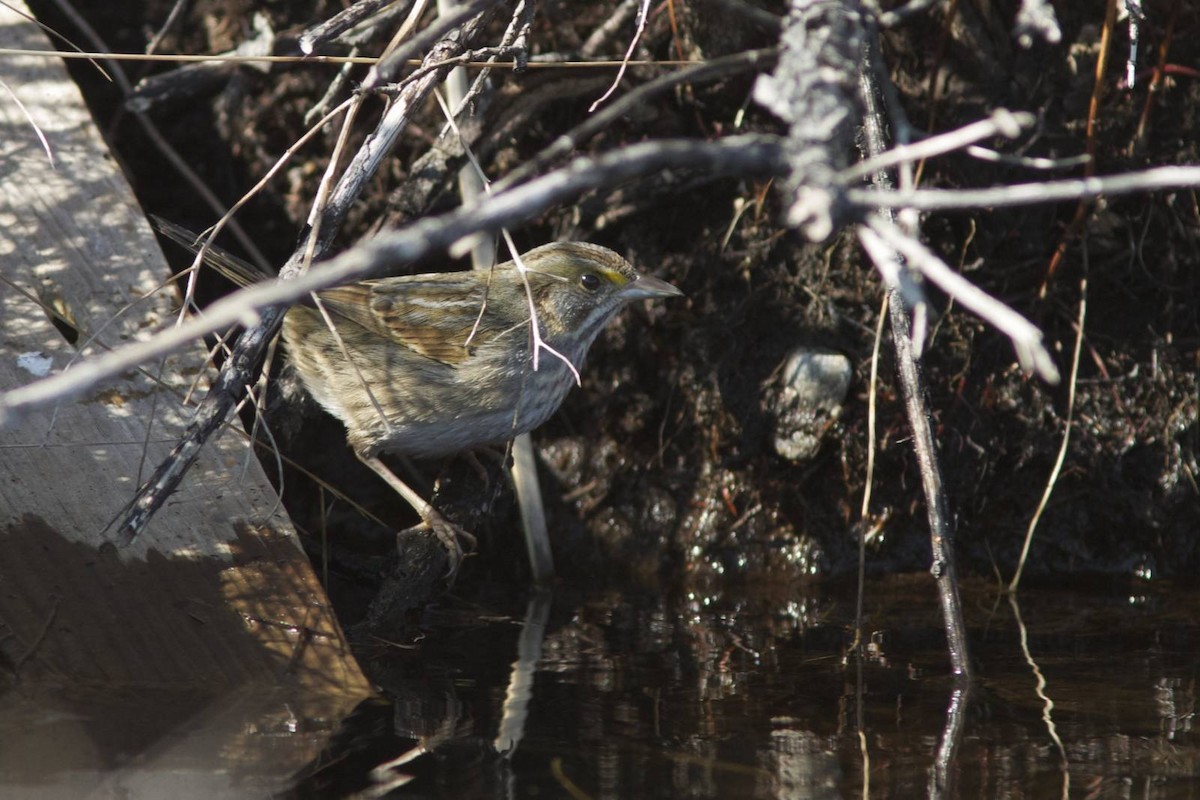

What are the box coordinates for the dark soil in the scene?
[30,0,1200,632]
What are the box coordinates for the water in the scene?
[289,574,1200,798]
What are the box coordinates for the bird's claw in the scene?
[414,509,477,580]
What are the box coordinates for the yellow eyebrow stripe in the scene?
[597,267,632,286]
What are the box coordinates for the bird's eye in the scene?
[580,272,602,291]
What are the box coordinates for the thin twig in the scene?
[862,216,1060,383]
[841,110,1033,183]
[0,79,54,163]
[495,47,778,193]
[1009,274,1087,591]
[846,165,1200,211]
[859,293,887,519]
[963,146,1089,170]
[50,0,270,270]
[0,46,701,68]
[1039,0,1117,293]
[581,0,641,57]
[299,0,404,54]
[187,96,356,283]
[3,0,110,79]
[366,0,503,87]
[311,9,497,263]
[588,0,650,112]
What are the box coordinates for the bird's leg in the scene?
[458,447,507,491]
[357,453,477,578]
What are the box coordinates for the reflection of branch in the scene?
[1008,594,1070,795]
[927,679,971,798]
[494,589,552,754]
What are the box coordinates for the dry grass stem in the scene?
[1009,275,1088,592]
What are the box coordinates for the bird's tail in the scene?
[150,215,272,287]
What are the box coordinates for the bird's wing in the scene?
[315,277,493,367]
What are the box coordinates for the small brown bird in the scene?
[154,219,682,572]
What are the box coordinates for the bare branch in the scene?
[858,20,972,685]
[860,217,1060,383]
[842,110,1034,183]
[365,0,504,86]
[299,0,406,54]
[753,0,863,240]
[588,0,650,112]
[1124,0,1145,87]
[847,165,1200,211]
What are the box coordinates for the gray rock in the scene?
[770,349,852,461]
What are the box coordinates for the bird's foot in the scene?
[407,507,477,580]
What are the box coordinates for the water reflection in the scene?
[289,575,1200,798]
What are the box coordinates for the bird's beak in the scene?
[623,274,684,300]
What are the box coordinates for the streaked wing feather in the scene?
[315,279,485,366]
